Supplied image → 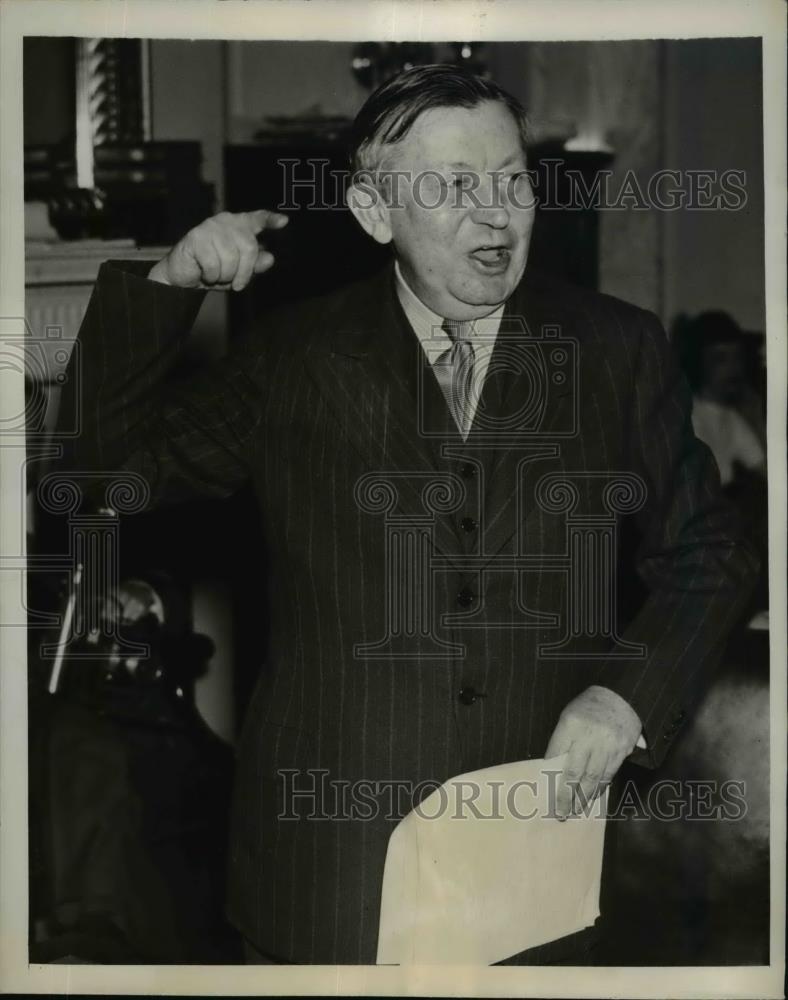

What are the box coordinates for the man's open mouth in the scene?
[469,246,510,269]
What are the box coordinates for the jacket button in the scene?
[460,517,477,533]
[456,587,476,608]
[459,463,476,479]
[459,686,481,705]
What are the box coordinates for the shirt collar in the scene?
[394,260,505,366]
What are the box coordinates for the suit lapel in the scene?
[475,275,579,567]
[303,265,465,561]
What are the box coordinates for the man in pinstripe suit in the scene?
[61,65,757,964]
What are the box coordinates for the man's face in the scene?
[383,100,535,320]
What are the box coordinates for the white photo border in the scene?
[0,1,784,996]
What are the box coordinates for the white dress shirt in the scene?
[394,261,504,435]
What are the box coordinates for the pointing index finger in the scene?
[244,209,289,234]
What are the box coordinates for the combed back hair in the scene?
[348,63,529,177]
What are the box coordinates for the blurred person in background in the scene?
[676,311,768,615]
[678,310,765,485]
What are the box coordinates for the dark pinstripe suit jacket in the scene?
[60,259,757,964]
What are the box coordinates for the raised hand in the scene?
[148,209,289,291]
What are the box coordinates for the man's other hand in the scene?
[544,684,642,819]
[148,209,289,291]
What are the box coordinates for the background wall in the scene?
[225,41,368,143]
[490,41,664,315]
[150,39,226,207]
[662,37,764,332]
[489,38,764,332]
[23,37,74,146]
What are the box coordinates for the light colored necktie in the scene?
[435,319,476,439]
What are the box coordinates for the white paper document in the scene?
[376,754,607,966]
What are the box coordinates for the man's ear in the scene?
[347,180,393,245]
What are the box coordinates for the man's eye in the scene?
[505,172,533,200]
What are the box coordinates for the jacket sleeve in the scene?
[593,309,760,768]
[57,260,264,507]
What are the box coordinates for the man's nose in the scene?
[470,203,510,229]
